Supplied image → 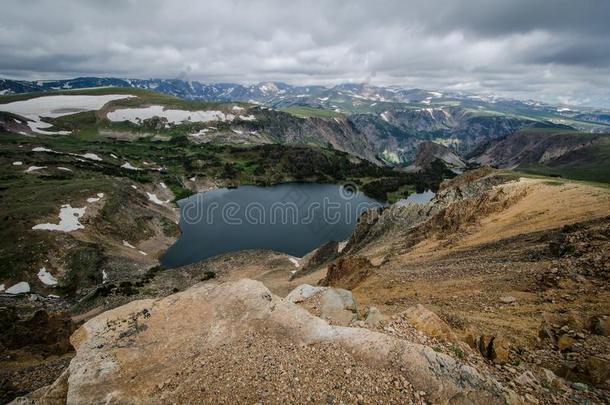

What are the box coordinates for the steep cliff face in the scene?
[246,109,382,163]
[345,108,570,164]
[469,129,604,168]
[372,107,568,154]
[407,141,467,172]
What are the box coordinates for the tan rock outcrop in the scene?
[402,304,459,343]
[28,279,516,404]
[320,256,374,289]
[286,283,359,326]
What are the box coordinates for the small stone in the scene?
[516,371,537,387]
[557,334,575,351]
[571,382,588,391]
[541,368,565,391]
[499,296,517,304]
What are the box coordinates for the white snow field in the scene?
[32,204,86,232]
[107,105,235,125]
[0,94,133,134]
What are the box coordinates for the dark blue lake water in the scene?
[160,183,384,268]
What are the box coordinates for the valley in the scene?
[0,84,609,404]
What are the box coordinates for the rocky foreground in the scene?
[13,279,519,404]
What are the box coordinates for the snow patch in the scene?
[337,241,348,253]
[0,94,133,135]
[238,114,256,121]
[32,147,56,153]
[121,162,140,170]
[107,105,233,125]
[146,192,169,205]
[12,161,23,166]
[160,182,167,189]
[32,204,86,232]
[37,267,58,286]
[57,167,72,171]
[122,240,136,249]
[86,193,104,203]
[289,257,300,268]
[81,153,102,161]
[6,282,30,294]
[25,165,46,172]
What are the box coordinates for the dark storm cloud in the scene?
[0,0,609,106]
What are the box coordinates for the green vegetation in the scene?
[280,106,343,119]
[450,344,465,359]
[59,243,105,295]
[361,159,456,201]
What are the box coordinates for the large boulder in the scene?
[477,335,511,365]
[286,284,359,326]
[285,283,326,303]
[402,304,459,343]
[23,280,516,404]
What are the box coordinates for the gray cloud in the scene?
[1,0,609,106]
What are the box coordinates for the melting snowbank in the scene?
[5,281,30,294]
[0,94,133,134]
[37,267,58,286]
[147,192,169,205]
[107,105,235,125]
[32,204,86,232]
[121,162,140,170]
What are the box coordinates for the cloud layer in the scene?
[1,0,609,106]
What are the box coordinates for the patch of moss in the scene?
[160,217,180,237]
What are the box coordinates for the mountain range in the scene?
[3,77,610,165]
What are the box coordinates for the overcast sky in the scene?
[1,0,609,106]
